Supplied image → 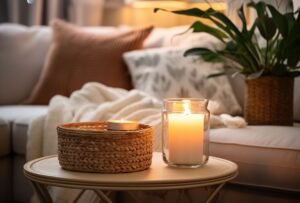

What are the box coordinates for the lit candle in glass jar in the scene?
[165,100,205,165]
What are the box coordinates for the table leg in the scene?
[31,181,113,203]
[31,181,53,203]
[205,183,225,203]
[29,182,225,203]
[73,189,86,203]
[94,190,113,203]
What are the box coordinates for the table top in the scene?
[24,152,238,190]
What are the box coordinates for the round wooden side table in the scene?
[24,152,238,203]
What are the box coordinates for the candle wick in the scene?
[183,102,191,115]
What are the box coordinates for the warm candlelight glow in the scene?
[107,120,139,131]
[131,1,186,9]
[168,100,204,165]
[183,100,191,114]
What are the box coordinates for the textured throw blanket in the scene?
[27,82,246,202]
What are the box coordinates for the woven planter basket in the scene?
[57,122,153,173]
[245,76,294,126]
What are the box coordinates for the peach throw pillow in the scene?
[25,20,153,104]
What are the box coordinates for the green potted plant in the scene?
[155,1,300,125]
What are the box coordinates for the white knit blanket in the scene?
[27,82,246,202]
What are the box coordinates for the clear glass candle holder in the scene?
[162,98,210,168]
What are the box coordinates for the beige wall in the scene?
[101,2,226,27]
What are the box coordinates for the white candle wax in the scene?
[168,112,204,165]
[107,120,139,131]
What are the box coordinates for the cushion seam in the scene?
[210,141,300,152]
[228,159,300,169]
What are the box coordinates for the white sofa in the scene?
[0,23,300,203]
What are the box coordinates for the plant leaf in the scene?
[154,8,205,17]
[222,42,257,73]
[237,5,247,34]
[249,2,277,40]
[271,64,289,76]
[285,11,300,46]
[155,5,264,74]
[190,21,228,42]
[205,8,261,69]
[205,8,241,37]
[248,1,266,18]
[231,71,241,78]
[267,4,288,38]
[156,6,261,68]
[256,15,277,40]
[184,47,216,56]
[184,47,223,62]
[286,44,300,67]
[154,7,230,36]
[247,69,264,79]
[288,71,300,77]
[207,71,226,78]
[284,12,296,33]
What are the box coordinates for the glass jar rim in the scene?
[163,98,208,103]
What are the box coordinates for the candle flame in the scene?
[183,100,191,115]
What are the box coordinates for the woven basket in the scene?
[245,76,294,126]
[57,122,153,173]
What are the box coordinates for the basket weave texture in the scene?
[57,122,153,173]
[245,76,294,126]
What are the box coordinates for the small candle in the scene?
[107,120,139,131]
[168,101,204,165]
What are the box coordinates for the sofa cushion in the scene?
[0,105,48,155]
[0,105,48,122]
[0,118,10,156]
[25,20,153,105]
[0,24,52,105]
[124,47,241,115]
[210,125,300,192]
[143,25,188,48]
[12,118,31,155]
